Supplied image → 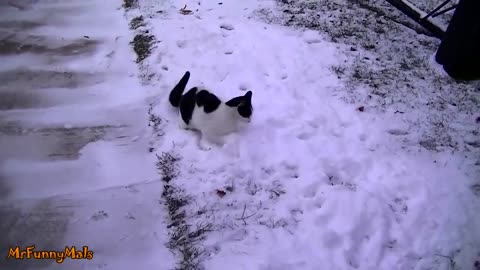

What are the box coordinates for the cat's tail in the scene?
[169,71,190,108]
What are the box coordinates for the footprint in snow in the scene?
[314,211,332,226]
[305,38,322,44]
[326,171,356,191]
[260,166,275,178]
[297,132,314,141]
[205,244,221,257]
[91,210,108,221]
[266,117,287,128]
[387,129,409,136]
[176,40,187,49]
[282,162,299,179]
[239,83,249,91]
[322,230,343,249]
[296,123,317,141]
[313,197,324,209]
[220,23,234,31]
[303,181,321,198]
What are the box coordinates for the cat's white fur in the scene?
[179,96,251,150]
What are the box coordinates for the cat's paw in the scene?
[199,143,212,151]
[200,145,212,151]
[199,139,213,151]
[179,121,189,130]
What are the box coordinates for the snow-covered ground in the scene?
[142,0,479,269]
[1,0,478,269]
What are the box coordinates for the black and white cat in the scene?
[169,71,253,150]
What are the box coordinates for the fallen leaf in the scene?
[179,9,193,15]
[179,4,193,15]
[216,189,226,198]
[357,106,365,112]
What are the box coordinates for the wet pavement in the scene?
[0,1,167,269]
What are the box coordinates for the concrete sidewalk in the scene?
[0,1,173,269]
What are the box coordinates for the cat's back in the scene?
[195,89,221,112]
[190,90,235,134]
[179,88,221,125]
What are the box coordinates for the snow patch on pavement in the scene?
[1,0,174,269]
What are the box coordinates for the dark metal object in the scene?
[435,0,480,81]
[420,0,452,21]
[420,0,458,21]
[432,4,458,18]
[385,0,459,39]
[384,0,446,38]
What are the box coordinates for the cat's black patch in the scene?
[225,96,244,107]
[226,91,253,119]
[196,89,221,113]
[179,87,198,125]
[238,104,253,118]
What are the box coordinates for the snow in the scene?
[145,0,480,269]
[1,0,478,269]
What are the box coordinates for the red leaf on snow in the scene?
[216,189,226,198]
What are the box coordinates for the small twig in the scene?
[244,212,256,219]
[434,254,456,270]
[235,204,257,226]
[240,204,246,218]
[179,4,193,15]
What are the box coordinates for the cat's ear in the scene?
[240,91,252,106]
[226,91,253,107]
[244,91,252,101]
[226,96,243,107]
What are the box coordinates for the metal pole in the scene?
[420,0,453,21]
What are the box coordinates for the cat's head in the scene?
[226,91,253,122]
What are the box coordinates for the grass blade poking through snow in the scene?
[122,0,138,10]
[156,152,213,270]
[130,33,155,63]
[123,0,157,83]
[129,15,147,30]
[124,1,210,269]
